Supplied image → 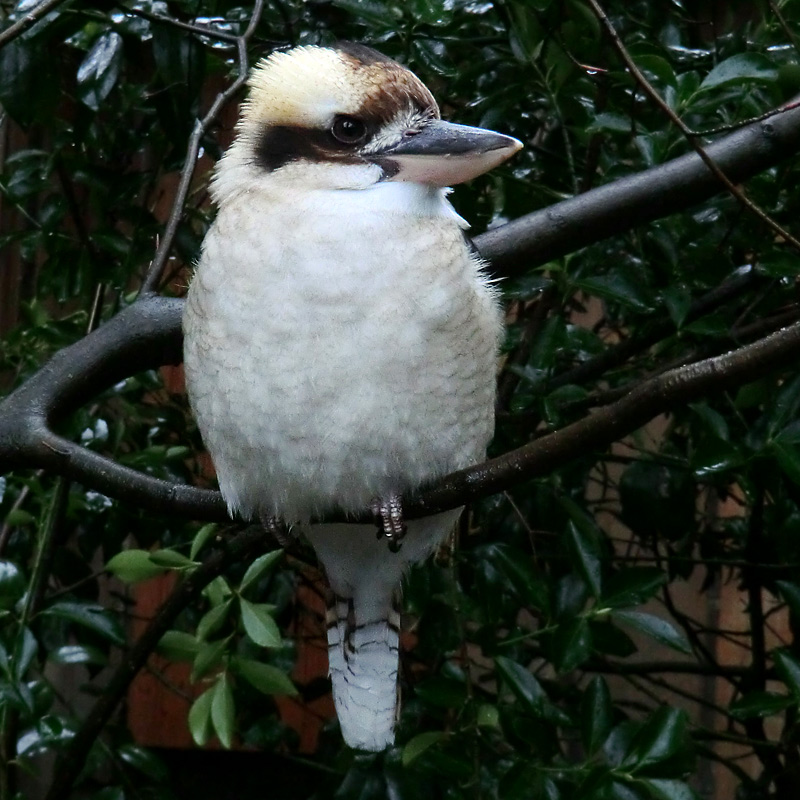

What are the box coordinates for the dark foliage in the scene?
[2,1,800,799]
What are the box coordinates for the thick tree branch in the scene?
[3,295,800,522]
[3,97,800,520]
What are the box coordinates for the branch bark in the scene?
[3,295,800,522]
[2,99,800,521]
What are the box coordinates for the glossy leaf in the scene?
[76,31,123,110]
[190,638,229,682]
[729,690,794,719]
[581,676,612,755]
[495,655,545,715]
[402,731,446,765]
[552,618,592,673]
[157,630,201,662]
[48,644,108,666]
[232,657,296,696]
[643,779,700,800]
[239,598,282,648]
[565,520,603,598]
[612,611,692,655]
[190,523,218,560]
[105,549,166,583]
[210,674,235,749]
[42,601,125,645]
[601,568,666,609]
[196,600,232,641]
[188,687,214,747]
[148,549,198,569]
[239,549,283,594]
[0,560,25,609]
[774,649,800,699]
[624,707,688,771]
[698,53,778,92]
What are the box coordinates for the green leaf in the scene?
[48,644,108,666]
[203,576,233,607]
[190,523,218,560]
[415,675,469,708]
[776,581,800,618]
[773,650,800,700]
[729,690,794,719]
[581,676,612,755]
[149,549,198,569]
[231,657,296,696]
[586,112,631,134]
[14,627,38,680]
[0,560,26,609]
[239,598,281,648]
[575,273,654,312]
[624,707,688,771]
[484,544,550,611]
[698,53,778,92]
[690,402,730,441]
[211,674,235,749]
[157,630,201,662]
[117,744,168,780]
[76,31,123,111]
[239,550,283,594]
[0,40,59,125]
[16,715,76,757]
[191,638,229,681]
[565,520,603,597]
[196,600,232,641]
[690,437,743,477]
[552,618,592,673]
[642,779,700,800]
[662,284,692,328]
[612,611,691,655]
[476,704,500,729]
[402,731,446,765]
[601,568,666,609]
[188,687,214,746]
[771,440,800,486]
[635,54,678,89]
[332,0,402,26]
[106,550,166,583]
[42,601,125,645]
[495,655,545,715]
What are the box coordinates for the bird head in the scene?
[214,42,522,196]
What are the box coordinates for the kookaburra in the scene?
[183,42,521,751]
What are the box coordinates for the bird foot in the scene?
[371,494,407,553]
[259,513,290,547]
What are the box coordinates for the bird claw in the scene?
[259,513,290,547]
[371,494,407,552]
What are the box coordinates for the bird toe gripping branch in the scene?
[371,493,407,552]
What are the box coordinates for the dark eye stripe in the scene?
[253,97,436,172]
[255,124,370,171]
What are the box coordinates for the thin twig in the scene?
[0,0,67,49]
[139,0,265,294]
[122,5,239,43]
[585,0,800,254]
[44,523,275,800]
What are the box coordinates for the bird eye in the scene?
[331,115,367,145]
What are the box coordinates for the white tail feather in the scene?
[326,596,399,751]
[304,512,459,751]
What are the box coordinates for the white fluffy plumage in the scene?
[183,43,519,751]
